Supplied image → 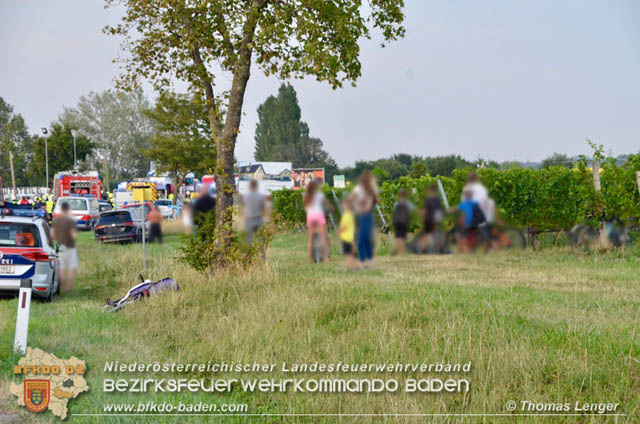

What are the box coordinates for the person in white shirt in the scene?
[462,172,490,220]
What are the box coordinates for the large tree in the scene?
[61,88,155,190]
[106,0,405,236]
[143,91,217,203]
[254,84,302,162]
[254,83,337,177]
[0,97,33,187]
[29,123,95,186]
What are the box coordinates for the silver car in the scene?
[53,196,100,230]
[0,216,59,301]
[153,199,174,219]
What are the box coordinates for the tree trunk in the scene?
[212,0,265,237]
[214,59,252,234]
[173,172,178,205]
[527,225,538,250]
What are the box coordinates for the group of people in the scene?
[181,180,271,248]
[6,194,56,217]
[304,170,379,269]
[303,171,497,270]
[45,171,497,300]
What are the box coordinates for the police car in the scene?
[0,216,59,301]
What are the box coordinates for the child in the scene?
[304,180,332,263]
[339,198,356,270]
[392,189,414,254]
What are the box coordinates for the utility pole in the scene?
[104,155,110,193]
[9,151,16,199]
[42,128,49,188]
[141,203,146,271]
[70,129,78,170]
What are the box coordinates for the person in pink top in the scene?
[303,180,333,264]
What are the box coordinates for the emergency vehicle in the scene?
[53,171,102,201]
[126,181,158,203]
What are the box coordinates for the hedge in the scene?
[272,155,640,232]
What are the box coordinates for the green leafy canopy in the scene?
[105,0,405,93]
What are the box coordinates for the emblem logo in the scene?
[24,380,50,413]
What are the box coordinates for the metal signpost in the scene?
[437,178,450,210]
[141,203,146,271]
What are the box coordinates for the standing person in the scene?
[45,195,55,222]
[462,172,489,218]
[351,170,378,269]
[148,206,163,244]
[450,189,486,253]
[50,202,78,293]
[303,180,332,264]
[182,202,193,235]
[423,184,444,234]
[462,173,494,250]
[241,180,266,244]
[392,189,414,255]
[192,184,216,232]
[19,196,29,205]
[338,197,356,270]
[33,197,44,210]
[419,184,444,252]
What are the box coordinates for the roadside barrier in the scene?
[14,279,32,354]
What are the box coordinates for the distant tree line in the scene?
[1,86,636,192]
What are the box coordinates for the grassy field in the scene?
[1,223,639,423]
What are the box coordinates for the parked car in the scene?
[99,201,113,213]
[153,199,173,219]
[0,203,47,219]
[53,196,100,230]
[0,216,59,301]
[94,210,143,244]
[123,202,152,218]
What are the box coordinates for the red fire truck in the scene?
[53,171,102,200]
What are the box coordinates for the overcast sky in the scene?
[1,0,639,166]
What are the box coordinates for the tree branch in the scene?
[214,9,236,56]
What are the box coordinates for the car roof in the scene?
[0,216,46,225]
[102,208,131,214]
[56,196,90,201]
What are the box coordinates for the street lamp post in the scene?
[70,129,78,170]
[41,128,48,188]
